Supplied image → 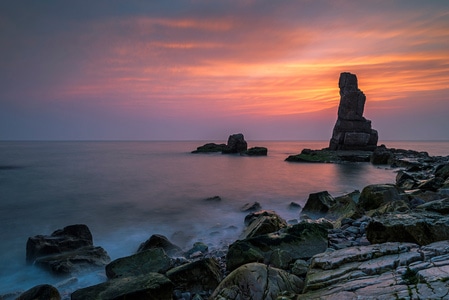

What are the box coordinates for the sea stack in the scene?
[329,72,378,151]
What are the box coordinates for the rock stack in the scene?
[329,72,378,151]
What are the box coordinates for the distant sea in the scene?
[1,140,448,295]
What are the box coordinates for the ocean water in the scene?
[0,140,448,295]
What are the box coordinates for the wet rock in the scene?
[435,163,449,180]
[71,273,173,300]
[166,258,222,295]
[226,221,328,272]
[241,210,287,239]
[416,198,449,214]
[301,191,336,217]
[16,284,60,300]
[106,248,174,279]
[357,184,403,211]
[417,176,445,192]
[137,234,183,256]
[297,241,449,299]
[185,242,208,258]
[26,224,110,275]
[366,211,449,245]
[210,263,303,300]
[240,201,261,212]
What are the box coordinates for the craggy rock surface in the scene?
[16,284,61,300]
[298,241,449,299]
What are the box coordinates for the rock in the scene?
[210,262,303,300]
[291,259,309,277]
[370,145,393,165]
[137,234,182,256]
[243,146,268,156]
[366,211,449,245]
[106,248,174,279]
[185,242,208,258]
[297,240,449,299]
[26,224,110,275]
[301,191,336,217]
[417,176,445,191]
[191,143,227,153]
[16,284,61,300]
[226,221,328,272]
[416,198,449,214]
[34,245,110,275]
[285,148,371,163]
[325,191,364,227]
[357,184,403,211]
[71,273,173,300]
[396,171,419,190]
[26,224,93,263]
[204,195,221,202]
[241,210,287,239]
[435,163,449,180]
[329,72,378,151]
[222,133,248,154]
[240,201,261,212]
[166,258,222,295]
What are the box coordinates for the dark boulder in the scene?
[26,224,110,275]
[435,163,449,180]
[240,210,288,239]
[370,145,393,165]
[358,184,404,211]
[137,234,182,256]
[16,284,60,300]
[226,221,328,272]
[240,201,261,212]
[166,258,222,295]
[71,273,173,300]
[106,248,174,279]
[301,191,336,217]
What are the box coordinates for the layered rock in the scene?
[329,72,378,151]
[26,224,110,275]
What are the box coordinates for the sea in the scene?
[1,140,449,296]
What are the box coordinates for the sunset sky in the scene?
[1,1,448,140]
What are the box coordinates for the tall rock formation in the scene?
[329,72,378,151]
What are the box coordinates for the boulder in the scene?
[185,242,208,258]
[329,72,378,151]
[244,146,268,156]
[222,133,248,154]
[210,262,303,300]
[301,191,336,217]
[71,273,173,300]
[191,143,227,153]
[357,184,404,211]
[435,163,449,180]
[16,284,60,300]
[166,258,222,295]
[226,221,328,272]
[366,211,449,245]
[370,145,393,165]
[34,245,110,275]
[240,201,261,212]
[240,210,287,239]
[106,248,173,279]
[396,171,419,190]
[137,234,182,256]
[26,224,110,275]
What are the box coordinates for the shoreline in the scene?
[6,145,449,299]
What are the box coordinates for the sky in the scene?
[1,0,448,141]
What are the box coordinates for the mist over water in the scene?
[1,140,448,295]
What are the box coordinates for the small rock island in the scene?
[329,72,378,151]
[192,133,267,156]
[287,72,380,163]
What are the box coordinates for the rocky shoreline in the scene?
[4,145,449,300]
